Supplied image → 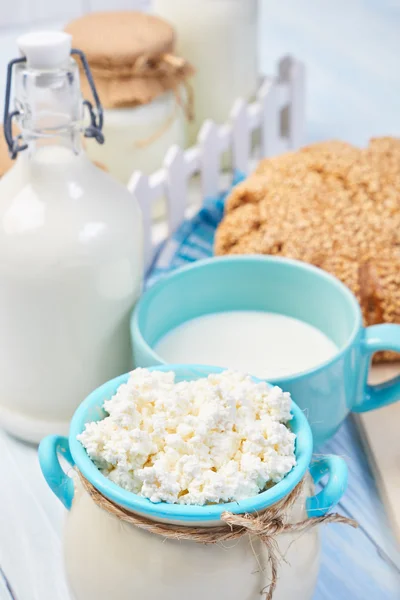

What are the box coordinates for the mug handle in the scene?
[306,456,348,518]
[353,324,400,413]
[38,435,75,510]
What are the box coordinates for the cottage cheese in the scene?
[78,369,296,505]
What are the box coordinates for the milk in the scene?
[154,311,338,379]
[0,146,143,441]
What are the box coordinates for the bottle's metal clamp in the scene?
[3,49,104,159]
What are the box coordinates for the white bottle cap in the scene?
[17,31,72,69]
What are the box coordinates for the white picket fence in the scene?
[127,55,305,269]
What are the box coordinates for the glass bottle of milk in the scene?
[0,32,143,443]
[153,0,259,145]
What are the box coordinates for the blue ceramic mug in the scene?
[131,256,400,447]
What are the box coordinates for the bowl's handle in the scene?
[306,455,348,517]
[38,435,75,510]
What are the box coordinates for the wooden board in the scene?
[355,364,400,543]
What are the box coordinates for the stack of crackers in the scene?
[215,138,400,360]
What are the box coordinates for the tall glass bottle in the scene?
[0,32,143,442]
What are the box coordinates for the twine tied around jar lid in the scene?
[86,52,195,124]
[78,473,357,600]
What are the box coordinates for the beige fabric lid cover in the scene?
[65,11,193,109]
[65,11,175,68]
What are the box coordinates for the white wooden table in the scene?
[0,433,68,600]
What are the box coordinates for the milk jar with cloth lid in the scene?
[153,0,259,145]
[0,31,143,443]
[39,365,356,600]
[65,11,194,185]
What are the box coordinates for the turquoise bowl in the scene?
[39,364,348,523]
[131,256,400,447]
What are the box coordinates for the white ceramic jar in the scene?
[153,0,259,144]
[39,366,350,600]
[64,474,319,600]
[85,90,185,184]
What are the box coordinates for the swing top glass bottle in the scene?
[0,31,143,442]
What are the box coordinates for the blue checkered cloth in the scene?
[146,181,400,600]
[146,171,245,288]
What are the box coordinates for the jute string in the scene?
[84,52,195,147]
[79,473,357,600]
[89,53,194,81]
[86,52,194,113]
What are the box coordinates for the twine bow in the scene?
[79,473,357,600]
